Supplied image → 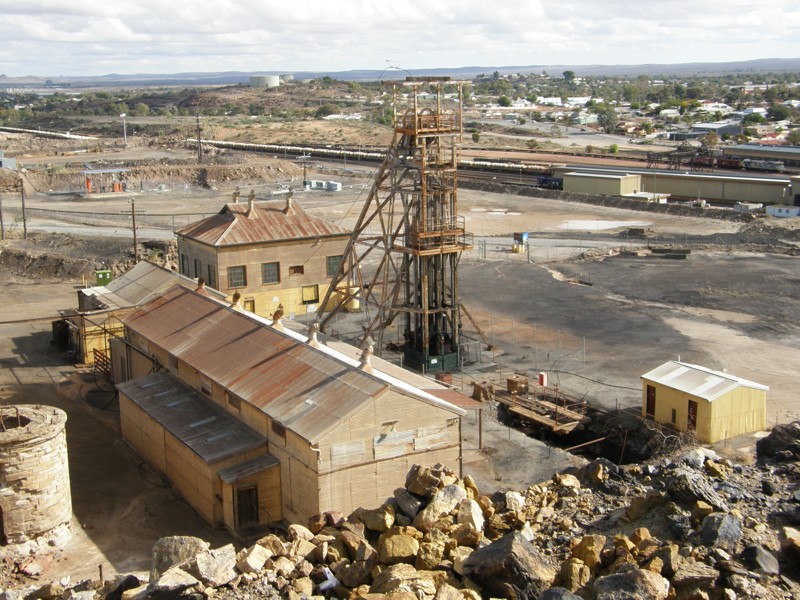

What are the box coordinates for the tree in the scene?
[597,104,618,133]
[743,113,766,124]
[498,95,512,107]
[608,143,619,154]
[767,103,791,121]
[471,131,481,143]
[315,103,339,118]
[787,129,800,145]
[701,132,720,149]
[563,70,576,84]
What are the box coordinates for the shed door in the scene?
[687,400,698,432]
[236,485,259,529]
[645,385,656,418]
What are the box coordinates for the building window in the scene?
[206,265,216,288]
[289,265,304,276]
[244,299,255,312]
[180,254,189,275]
[193,258,202,278]
[302,284,319,305]
[262,262,280,284]
[671,408,677,424]
[327,255,343,278]
[228,265,247,288]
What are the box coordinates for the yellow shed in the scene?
[641,361,768,443]
[563,172,642,196]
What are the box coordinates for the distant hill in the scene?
[2,58,799,88]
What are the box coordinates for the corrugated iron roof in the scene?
[117,371,266,464]
[122,286,394,443]
[218,454,280,484]
[175,199,349,247]
[641,361,769,402]
[80,260,227,311]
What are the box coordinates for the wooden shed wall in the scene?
[707,386,767,443]
[221,464,282,533]
[316,391,460,515]
[119,394,167,474]
[643,379,767,443]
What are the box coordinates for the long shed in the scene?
[116,285,466,531]
[641,361,768,443]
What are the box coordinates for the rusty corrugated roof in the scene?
[122,286,391,443]
[117,371,266,464]
[175,200,349,247]
[80,260,226,311]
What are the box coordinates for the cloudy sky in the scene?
[2,0,799,77]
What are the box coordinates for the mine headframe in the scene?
[317,78,473,373]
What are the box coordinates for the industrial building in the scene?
[553,166,795,205]
[59,261,225,365]
[176,195,351,320]
[641,361,768,444]
[113,285,467,536]
[562,172,642,196]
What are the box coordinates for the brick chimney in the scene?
[307,322,320,348]
[271,304,285,331]
[195,277,209,296]
[246,189,257,219]
[230,292,244,311]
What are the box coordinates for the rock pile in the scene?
[6,445,800,599]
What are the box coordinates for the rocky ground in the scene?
[5,434,800,599]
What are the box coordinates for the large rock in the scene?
[236,543,271,574]
[741,545,780,575]
[559,558,591,592]
[666,467,728,512]
[570,535,606,572]
[781,526,800,562]
[192,544,237,587]
[670,560,719,588]
[701,513,742,553]
[416,537,447,570]
[395,488,425,519]
[150,536,209,580]
[369,563,437,596]
[538,588,583,600]
[413,485,467,531]
[337,542,376,588]
[378,531,420,565]
[461,531,556,599]
[593,565,669,600]
[405,465,444,498]
[256,534,285,557]
[287,523,315,542]
[362,503,396,532]
[457,498,485,533]
[756,421,800,461]
[147,566,200,598]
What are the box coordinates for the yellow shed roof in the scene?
[642,361,768,401]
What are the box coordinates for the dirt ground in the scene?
[1,137,800,589]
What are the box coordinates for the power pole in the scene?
[130,198,139,263]
[196,115,202,164]
[20,179,27,239]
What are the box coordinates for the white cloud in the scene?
[0,0,798,76]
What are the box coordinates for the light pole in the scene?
[120,113,127,148]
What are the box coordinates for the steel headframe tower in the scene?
[318,77,473,373]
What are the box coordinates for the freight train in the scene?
[692,155,786,173]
